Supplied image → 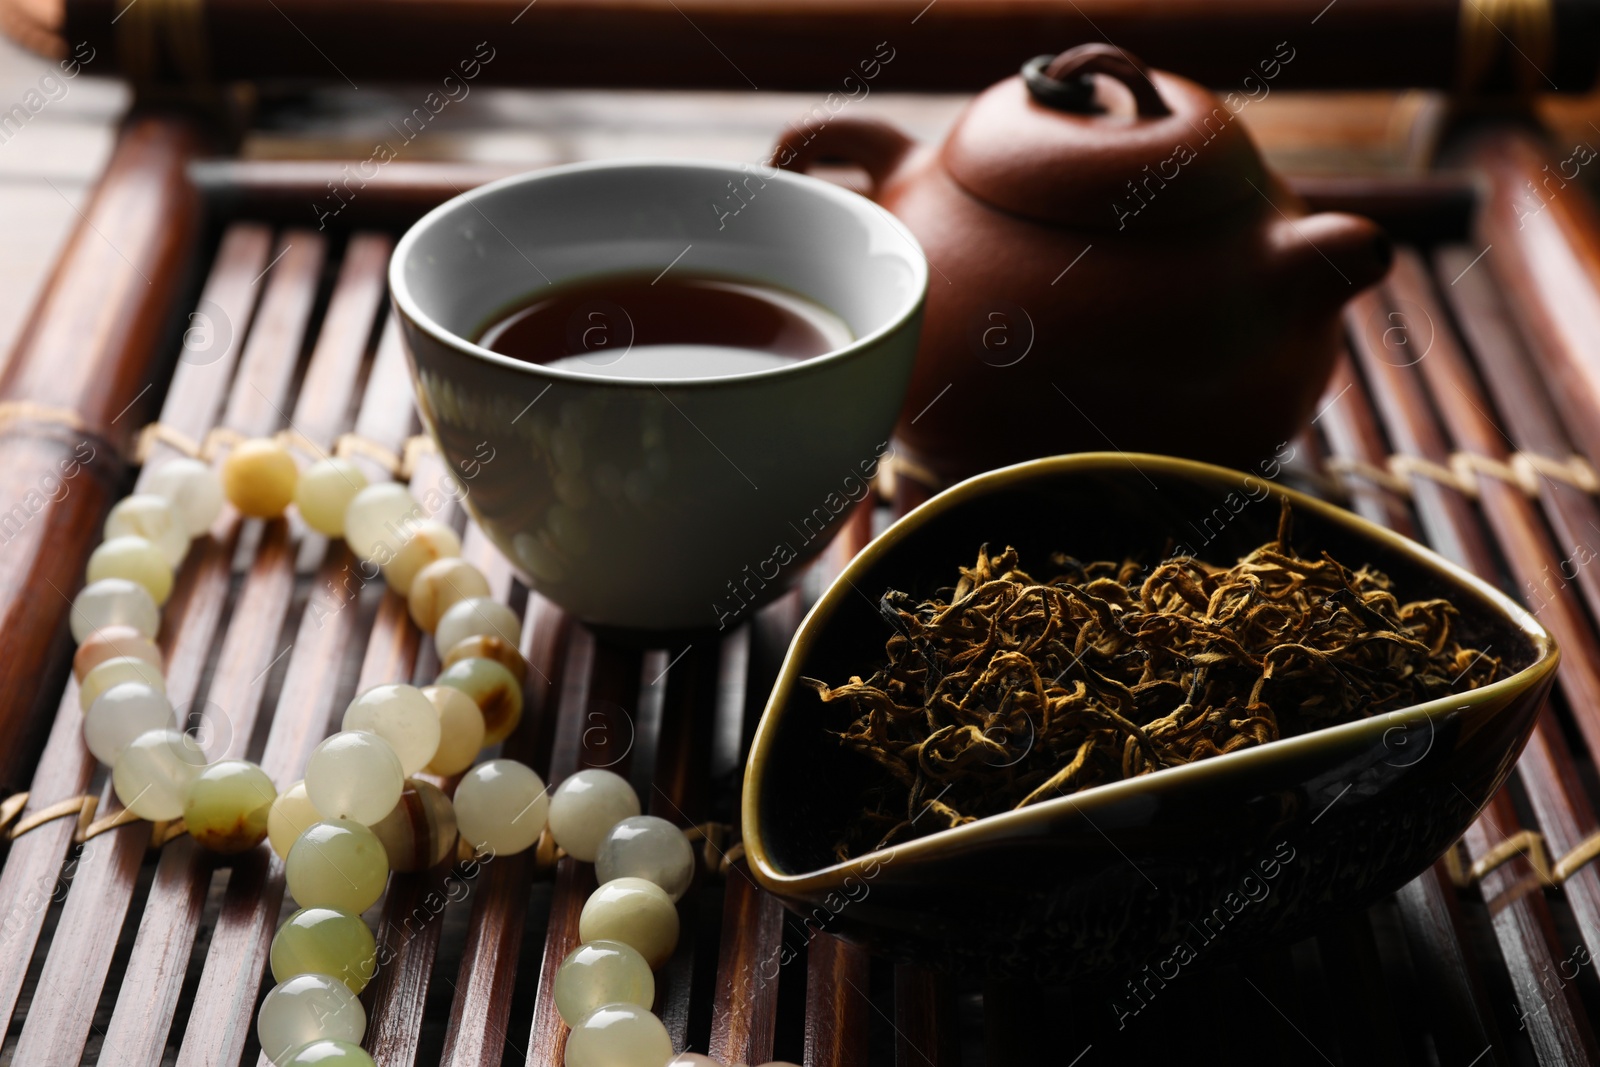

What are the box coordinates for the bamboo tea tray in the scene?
[3,116,1600,1066]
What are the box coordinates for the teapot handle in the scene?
[770,117,916,201]
[1024,43,1170,117]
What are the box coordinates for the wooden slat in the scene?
[0,220,271,1042]
[1432,244,1600,974]
[167,236,403,1067]
[446,602,576,1067]
[8,230,324,1067]
[1315,365,1511,1066]
[363,389,495,1067]
[804,934,869,1067]
[1344,283,1599,1065]
[97,235,390,1065]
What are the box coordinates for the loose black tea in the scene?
[808,505,1502,860]
[476,271,852,379]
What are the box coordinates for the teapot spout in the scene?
[1271,211,1393,306]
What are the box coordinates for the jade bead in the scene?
[183,759,276,853]
[145,457,224,536]
[222,438,298,519]
[441,633,527,681]
[106,493,189,566]
[280,1039,376,1066]
[285,819,390,913]
[553,940,655,1026]
[382,519,461,597]
[434,596,521,653]
[341,684,441,777]
[294,457,368,537]
[665,1056,721,1067]
[370,778,457,871]
[305,731,405,825]
[112,728,203,820]
[256,974,366,1064]
[407,558,490,633]
[88,535,173,606]
[564,1003,673,1067]
[84,682,174,764]
[71,578,160,643]
[454,759,548,857]
[270,906,377,994]
[578,878,680,969]
[548,769,640,864]
[269,781,322,859]
[73,624,162,683]
[79,654,166,710]
[421,685,485,777]
[344,482,418,561]
[435,656,522,745]
[596,816,696,903]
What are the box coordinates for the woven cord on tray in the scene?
[0,790,740,876]
[1326,449,1600,500]
[131,422,439,481]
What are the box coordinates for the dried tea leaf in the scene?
[811,504,1501,860]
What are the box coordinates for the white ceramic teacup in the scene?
[390,159,927,631]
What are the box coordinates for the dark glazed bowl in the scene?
[741,454,1558,983]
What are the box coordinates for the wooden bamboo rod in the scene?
[54,0,1600,92]
[0,115,204,794]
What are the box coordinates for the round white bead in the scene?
[454,759,548,856]
[305,731,405,825]
[564,1003,673,1067]
[407,559,490,634]
[341,684,441,777]
[421,685,485,777]
[106,494,189,566]
[294,457,368,537]
[284,819,389,913]
[87,535,173,606]
[381,519,461,597]
[71,578,160,643]
[256,973,367,1064]
[83,682,174,764]
[434,597,522,653]
[578,877,680,969]
[144,457,223,536]
[112,728,203,820]
[268,780,322,859]
[73,625,161,683]
[548,769,640,864]
[344,482,418,562]
[79,654,166,710]
[596,816,696,903]
[553,940,655,1026]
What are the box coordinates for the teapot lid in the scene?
[942,45,1269,231]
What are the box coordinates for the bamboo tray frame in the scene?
[4,115,1600,1065]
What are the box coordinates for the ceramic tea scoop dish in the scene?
[742,454,1557,983]
[774,45,1393,484]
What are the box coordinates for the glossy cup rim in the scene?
[742,451,1560,891]
[389,157,930,389]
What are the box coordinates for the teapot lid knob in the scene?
[1021,43,1170,117]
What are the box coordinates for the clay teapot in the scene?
[773,44,1391,484]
